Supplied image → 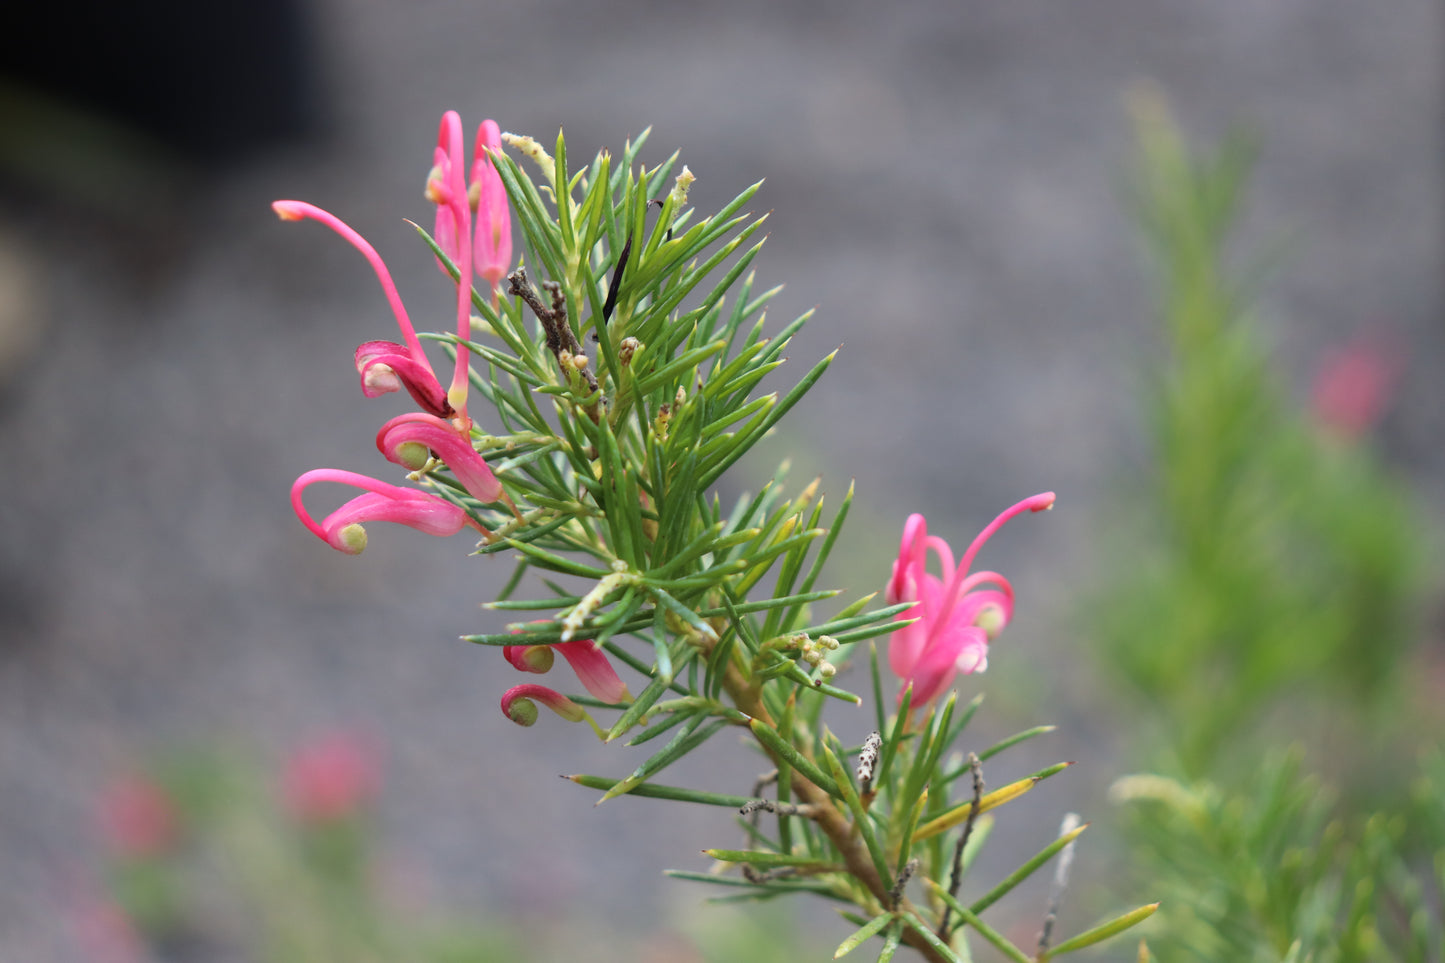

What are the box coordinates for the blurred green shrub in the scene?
[1115,749,1445,962]
[1090,89,1427,775]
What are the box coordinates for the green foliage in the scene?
[1089,91,1426,773]
[420,129,1149,961]
[1115,751,1445,962]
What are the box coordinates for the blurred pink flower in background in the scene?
[99,775,178,859]
[886,492,1055,707]
[1310,334,1399,440]
[282,732,382,824]
[73,891,145,963]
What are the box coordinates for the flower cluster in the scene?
[500,631,632,736]
[280,111,514,554]
[278,113,637,732]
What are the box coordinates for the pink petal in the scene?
[554,641,630,703]
[355,341,452,417]
[503,644,555,674]
[471,119,512,286]
[376,412,503,503]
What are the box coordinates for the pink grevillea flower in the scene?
[470,119,513,288]
[504,638,631,704]
[291,468,484,555]
[272,199,455,421]
[428,117,512,290]
[423,111,487,423]
[282,732,381,824]
[376,412,503,504]
[886,492,1056,707]
[99,774,178,859]
[1311,336,1398,440]
[501,684,596,731]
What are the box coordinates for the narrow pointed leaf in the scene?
[834,914,895,958]
[899,912,965,963]
[1043,904,1159,957]
[703,849,841,871]
[968,823,1088,916]
[563,774,750,808]
[915,768,1070,842]
[748,717,841,798]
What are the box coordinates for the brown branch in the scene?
[715,660,956,963]
[507,267,601,421]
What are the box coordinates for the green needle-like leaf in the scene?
[900,912,965,963]
[834,913,895,958]
[703,849,841,872]
[1043,904,1160,957]
[748,718,841,799]
[598,715,729,803]
[562,774,751,808]
[967,823,1088,917]
[876,922,903,963]
[924,885,1029,963]
[915,766,1072,842]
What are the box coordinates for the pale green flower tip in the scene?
[507,699,539,727]
[393,441,430,471]
[337,523,368,555]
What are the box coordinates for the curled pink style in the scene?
[291,468,483,555]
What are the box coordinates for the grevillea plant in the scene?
[277,112,1154,961]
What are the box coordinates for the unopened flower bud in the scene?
[618,337,640,366]
[500,133,554,183]
[818,662,837,680]
[501,684,587,726]
[669,165,695,210]
[570,354,590,372]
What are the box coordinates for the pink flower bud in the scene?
[504,624,631,704]
[470,119,512,288]
[501,684,586,726]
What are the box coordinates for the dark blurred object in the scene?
[1,0,320,164]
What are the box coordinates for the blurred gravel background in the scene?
[1,0,1439,958]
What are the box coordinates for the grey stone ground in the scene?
[1,0,1439,959]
